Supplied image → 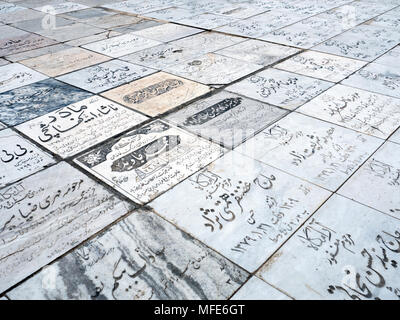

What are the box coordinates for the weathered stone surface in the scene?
[232,277,291,300]
[131,23,203,42]
[0,63,47,94]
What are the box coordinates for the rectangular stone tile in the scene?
[110,19,163,33]
[120,43,202,70]
[177,13,239,29]
[231,277,291,300]
[215,39,300,67]
[83,33,162,58]
[57,60,156,94]
[0,63,47,94]
[342,63,400,99]
[0,32,57,57]
[216,5,268,19]
[374,46,400,67]
[226,68,333,110]
[0,2,25,14]
[367,12,400,31]
[275,51,367,82]
[0,122,6,130]
[298,84,400,139]
[313,25,400,62]
[74,120,223,204]
[5,43,71,63]
[339,142,400,218]
[164,53,263,85]
[59,7,113,21]
[0,8,45,24]
[12,16,74,33]
[144,6,196,21]
[390,129,400,144]
[0,78,93,126]
[0,58,9,66]
[17,95,148,158]
[165,90,288,148]
[102,1,173,15]
[64,30,122,47]
[150,151,331,271]
[258,194,400,300]
[6,208,248,300]
[39,22,106,42]
[131,23,203,43]
[84,14,145,29]
[235,112,382,191]
[20,47,111,77]
[102,72,210,117]
[35,1,89,14]
[0,128,55,187]
[0,161,133,294]
[13,0,65,8]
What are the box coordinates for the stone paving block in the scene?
[150,151,331,272]
[38,22,106,42]
[177,13,239,29]
[234,112,383,191]
[144,6,196,21]
[0,58,9,66]
[35,1,89,14]
[0,128,55,187]
[6,208,248,300]
[17,95,148,158]
[257,194,400,300]
[367,12,400,31]
[0,2,25,14]
[131,23,203,42]
[0,78,92,126]
[0,161,133,294]
[102,1,172,15]
[57,60,156,93]
[74,120,223,204]
[11,16,74,33]
[390,130,400,145]
[5,43,71,63]
[0,8,45,24]
[0,122,6,130]
[275,51,367,82]
[102,72,210,117]
[83,14,147,29]
[374,46,400,67]
[231,277,291,300]
[215,5,268,19]
[339,142,400,217]
[226,68,333,110]
[165,90,288,148]
[64,31,122,47]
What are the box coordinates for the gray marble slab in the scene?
[339,142,400,218]
[0,8,45,24]
[0,122,6,130]
[0,25,28,40]
[102,0,173,15]
[5,44,71,63]
[57,60,156,94]
[59,7,113,21]
[0,58,9,66]
[177,13,239,29]
[0,2,25,14]
[131,24,203,43]
[35,1,89,14]
[65,31,122,47]
[11,16,74,33]
[17,95,148,158]
[342,63,400,99]
[82,14,144,29]
[258,194,400,300]
[374,46,400,67]
[38,22,106,42]
[215,4,268,19]
[165,90,288,148]
[367,12,400,31]
[6,208,248,300]
[0,161,133,294]
[74,120,223,204]
[110,20,163,33]
[231,277,291,300]
[226,68,333,110]
[234,112,383,191]
[0,78,93,126]
[164,53,263,85]
[144,6,195,21]
[0,128,55,187]
[150,151,331,272]
[0,63,47,94]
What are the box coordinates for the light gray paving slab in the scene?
[0,122,6,130]
[150,151,331,272]
[5,43,71,63]
[374,46,400,67]
[83,14,147,29]
[0,63,47,94]
[0,8,45,24]
[367,12,400,31]
[131,23,203,43]
[258,194,400,300]
[38,22,106,42]
[232,277,291,300]
[0,58,9,66]
[390,129,400,144]
[144,6,195,21]
[0,2,25,14]
[234,112,383,191]
[59,7,113,21]
[177,13,239,29]
[0,161,133,294]
[65,31,122,47]
[6,208,248,300]
[102,1,172,15]
[11,16,74,34]
[226,68,333,110]
[0,32,57,57]
[215,4,268,19]
[35,1,89,14]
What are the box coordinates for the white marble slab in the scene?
[144,6,195,21]
[164,53,263,85]
[5,44,71,63]
[0,8,45,24]
[165,90,287,148]
[0,58,9,67]
[74,120,223,204]
[6,208,248,300]
[298,84,400,139]
[275,51,367,82]
[235,112,382,191]
[216,4,268,19]
[177,13,239,29]
[231,277,291,300]
[368,12,400,31]
[35,2,89,14]
[374,46,400,67]
[0,2,25,14]
[83,33,162,58]
[215,39,300,66]
[0,128,55,187]
[339,142,400,218]
[226,68,333,110]
[0,63,47,94]
[57,60,156,93]
[150,151,331,272]
[0,122,6,130]
[390,129,400,145]
[102,1,172,15]
[258,194,400,300]
[17,95,148,159]
[342,63,400,99]
[0,161,133,294]
[38,22,106,42]
[131,24,203,43]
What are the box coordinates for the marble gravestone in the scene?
[131,24,203,43]
[231,277,291,300]
[0,128,55,187]
[35,2,89,14]
[6,209,249,300]
[176,13,239,29]
[17,95,149,158]
[0,162,133,294]
[297,84,400,139]
[339,142,400,218]
[235,112,383,191]
[0,63,47,94]
[390,130,400,145]
[57,60,156,94]
[165,90,288,148]
[102,72,210,117]
[0,78,93,126]
[226,68,333,110]
[150,151,331,272]
[374,46,400,67]
[74,120,223,205]
[258,194,400,300]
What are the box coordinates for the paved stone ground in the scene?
[0,0,400,300]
